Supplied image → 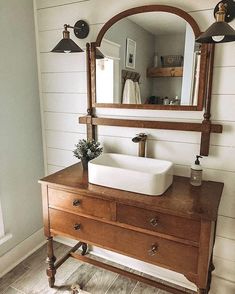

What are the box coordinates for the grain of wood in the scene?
[131,281,160,293]
[2,287,23,294]
[1,243,196,294]
[11,243,81,294]
[0,263,29,293]
[22,241,63,269]
[83,268,118,294]
[105,274,138,294]
[54,263,100,293]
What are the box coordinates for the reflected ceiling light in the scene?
[51,20,89,53]
[196,0,235,43]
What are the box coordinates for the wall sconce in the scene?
[51,20,89,53]
[196,0,235,43]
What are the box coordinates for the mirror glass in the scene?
[96,12,202,107]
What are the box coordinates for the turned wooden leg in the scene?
[46,237,56,288]
[81,242,88,256]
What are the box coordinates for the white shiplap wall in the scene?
[34,0,235,292]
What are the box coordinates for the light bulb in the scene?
[212,35,225,42]
[64,50,71,53]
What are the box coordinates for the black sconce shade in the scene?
[196,21,235,43]
[51,38,83,53]
[196,0,235,44]
[51,21,90,53]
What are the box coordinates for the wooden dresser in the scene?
[39,163,223,294]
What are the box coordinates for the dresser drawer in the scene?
[48,188,113,220]
[117,204,200,242]
[49,208,198,274]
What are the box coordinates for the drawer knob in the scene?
[150,217,158,227]
[74,223,81,231]
[148,244,158,256]
[73,199,81,207]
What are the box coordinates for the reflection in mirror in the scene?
[96,12,202,106]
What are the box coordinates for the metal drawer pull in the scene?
[74,224,81,231]
[72,199,81,207]
[150,217,158,227]
[148,244,158,256]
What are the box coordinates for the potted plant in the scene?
[73,139,103,170]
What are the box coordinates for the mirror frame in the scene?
[90,5,213,111]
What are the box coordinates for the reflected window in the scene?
[96,58,114,103]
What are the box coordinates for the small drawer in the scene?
[49,208,198,274]
[117,204,200,242]
[48,188,113,220]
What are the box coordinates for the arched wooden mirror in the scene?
[89,5,213,111]
[80,5,222,156]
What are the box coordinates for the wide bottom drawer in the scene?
[49,208,198,274]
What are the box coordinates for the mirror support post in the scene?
[200,44,215,156]
[85,42,96,140]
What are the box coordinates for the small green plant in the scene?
[73,139,103,161]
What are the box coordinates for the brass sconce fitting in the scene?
[196,0,235,43]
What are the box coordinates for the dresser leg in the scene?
[81,242,88,256]
[46,237,56,288]
[197,288,207,294]
[207,260,215,292]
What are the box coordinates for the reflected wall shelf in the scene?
[147,66,183,78]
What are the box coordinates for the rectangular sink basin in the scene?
[88,153,173,196]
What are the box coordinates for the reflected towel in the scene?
[134,81,141,104]
[122,79,136,104]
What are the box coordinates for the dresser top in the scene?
[39,163,223,221]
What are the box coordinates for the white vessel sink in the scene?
[88,153,173,196]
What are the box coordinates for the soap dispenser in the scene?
[190,155,203,186]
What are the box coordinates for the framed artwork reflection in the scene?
[125,38,136,69]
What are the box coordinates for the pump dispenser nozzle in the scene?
[195,155,203,165]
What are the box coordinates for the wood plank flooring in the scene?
[0,242,192,294]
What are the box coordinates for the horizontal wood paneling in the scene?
[214,42,235,67]
[211,276,235,294]
[43,93,87,113]
[217,216,235,240]
[214,237,235,262]
[44,112,86,133]
[211,95,235,121]
[213,67,235,95]
[218,195,235,220]
[46,130,85,150]
[36,0,220,11]
[40,52,86,72]
[41,72,87,93]
[47,164,64,174]
[98,125,201,144]
[47,147,77,166]
[36,0,218,31]
[97,122,235,147]
[213,257,235,283]
[36,0,89,10]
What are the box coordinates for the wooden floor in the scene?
[0,242,193,294]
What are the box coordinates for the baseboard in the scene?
[0,228,46,278]
[54,236,196,291]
